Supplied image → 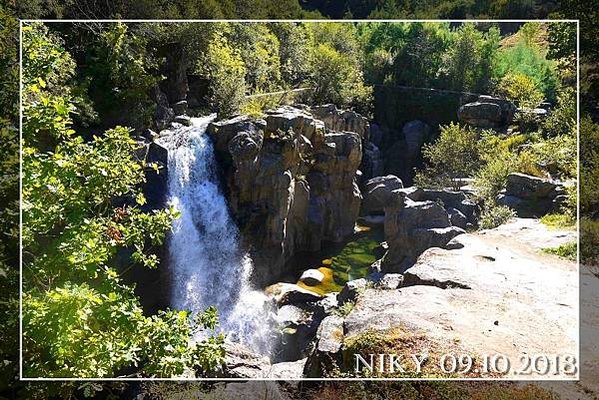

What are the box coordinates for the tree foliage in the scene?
[22,22,224,379]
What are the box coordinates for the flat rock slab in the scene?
[345,218,578,379]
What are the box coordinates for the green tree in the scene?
[445,23,499,92]
[269,22,313,85]
[493,39,559,101]
[197,30,247,117]
[85,22,159,130]
[230,23,282,92]
[22,22,224,379]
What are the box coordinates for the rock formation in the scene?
[207,105,369,286]
[497,172,567,216]
[361,176,479,272]
[458,95,516,129]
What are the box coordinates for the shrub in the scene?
[479,205,516,229]
[416,123,481,190]
[542,87,576,137]
[530,131,576,179]
[497,72,544,108]
[473,152,515,205]
[580,118,599,217]
[230,23,282,92]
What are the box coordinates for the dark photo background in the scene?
[1,0,598,398]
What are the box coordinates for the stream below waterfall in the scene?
[159,116,275,356]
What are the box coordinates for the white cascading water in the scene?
[159,115,274,355]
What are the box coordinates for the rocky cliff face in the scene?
[207,105,369,286]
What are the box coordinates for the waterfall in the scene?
[159,116,274,355]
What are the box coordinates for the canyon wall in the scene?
[207,105,371,286]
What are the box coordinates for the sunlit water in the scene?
[159,116,275,355]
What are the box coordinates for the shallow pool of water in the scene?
[293,226,385,295]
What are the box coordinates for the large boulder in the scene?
[458,96,515,129]
[304,315,345,377]
[215,342,271,378]
[265,282,323,306]
[458,101,502,127]
[409,188,479,225]
[362,175,404,214]
[505,172,560,199]
[267,358,308,379]
[338,278,368,304]
[310,104,370,140]
[498,173,565,216]
[381,193,466,272]
[299,269,325,286]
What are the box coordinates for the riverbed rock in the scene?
[338,278,368,304]
[299,269,325,286]
[378,273,404,289]
[304,315,345,377]
[174,114,192,126]
[275,302,326,361]
[217,342,271,378]
[172,100,188,115]
[267,358,308,379]
[265,282,323,306]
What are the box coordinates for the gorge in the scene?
[148,101,577,378]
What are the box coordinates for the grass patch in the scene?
[542,241,577,260]
[540,213,576,229]
[340,327,492,379]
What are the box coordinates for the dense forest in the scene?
[0,0,598,398]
